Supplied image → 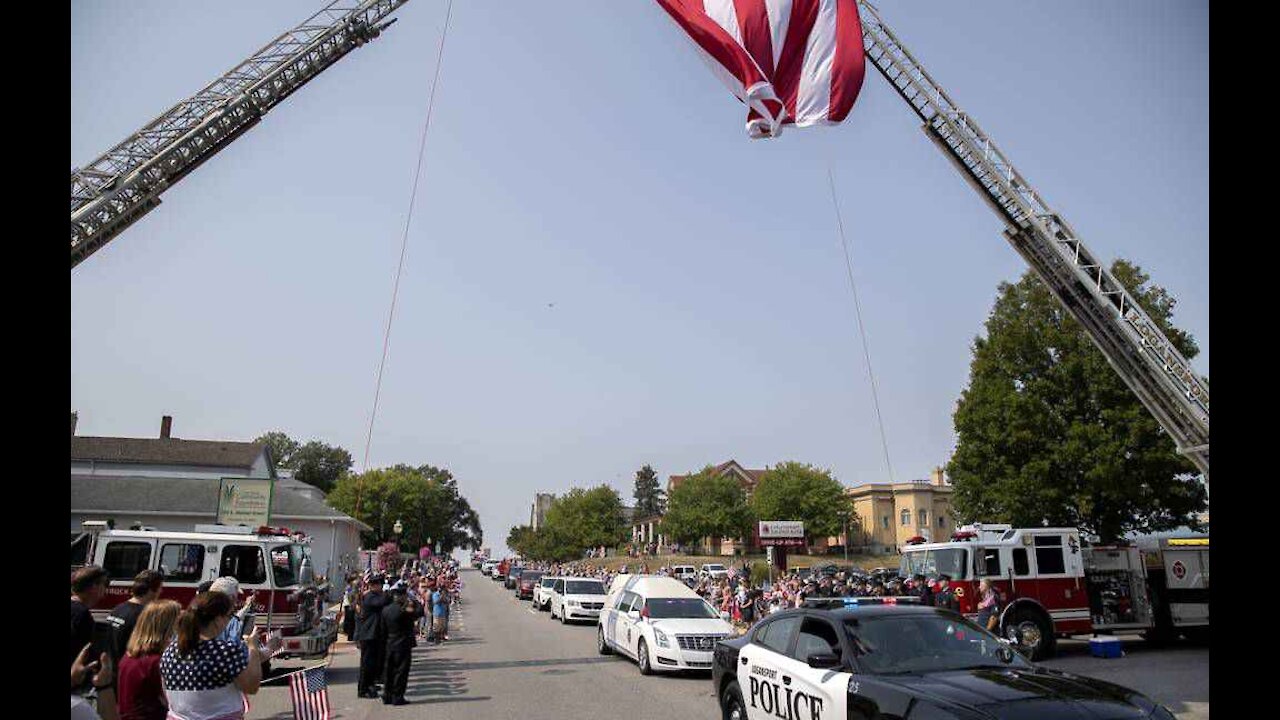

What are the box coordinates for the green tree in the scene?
[633,464,666,517]
[507,525,535,556]
[290,441,353,493]
[948,261,1207,542]
[328,464,482,552]
[749,462,849,540]
[254,431,300,474]
[660,467,753,547]
[543,485,627,551]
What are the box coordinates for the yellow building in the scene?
[835,467,954,554]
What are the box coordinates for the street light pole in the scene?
[843,516,849,566]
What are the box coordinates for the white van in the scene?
[549,576,608,623]
[671,565,697,582]
[597,575,734,675]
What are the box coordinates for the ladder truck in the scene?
[70,2,1207,478]
[856,2,1209,480]
[70,0,411,268]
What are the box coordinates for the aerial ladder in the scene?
[856,2,1209,481]
[69,0,411,268]
[69,1,1208,480]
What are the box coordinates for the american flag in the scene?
[654,0,866,138]
[288,666,330,720]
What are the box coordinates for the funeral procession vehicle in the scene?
[598,575,735,675]
[534,575,561,611]
[899,524,1209,659]
[711,599,1178,720]
[548,577,607,624]
[517,570,545,601]
[71,522,337,658]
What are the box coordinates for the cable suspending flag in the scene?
[655,0,866,138]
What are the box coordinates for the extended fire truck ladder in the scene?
[857,2,1209,480]
[69,0,411,269]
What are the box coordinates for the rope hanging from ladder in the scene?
[358,0,455,514]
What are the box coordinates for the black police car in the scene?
[711,598,1176,720]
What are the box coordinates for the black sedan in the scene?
[711,599,1176,720]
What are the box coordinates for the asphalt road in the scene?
[247,568,1208,719]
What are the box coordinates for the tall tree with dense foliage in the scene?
[749,462,850,541]
[543,485,627,551]
[329,464,482,552]
[948,261,1207,542]
[289,441,353,493]
[252,431,352,492]
[633,464,665,517]
[660,467,753,547]
[254,431,300,474]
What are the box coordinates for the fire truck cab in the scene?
[900,524,1209,660]
[900,524,1091,660]
[71,521,337,659]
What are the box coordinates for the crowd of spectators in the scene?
[506,556,994,635]
[70,565,268,720]
[340,555,461,706]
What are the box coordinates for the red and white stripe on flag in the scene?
[655,0,866,138]
[288,667,331,720]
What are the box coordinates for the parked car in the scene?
[671,565,697,582]
[699,563,729,580]
[550,577,608,624]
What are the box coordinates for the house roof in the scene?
[69,475,369,530]
[668,459,766,490]
[71,436,267,470]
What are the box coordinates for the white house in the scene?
[70,415,369,579]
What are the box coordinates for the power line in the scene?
[827,166,896,484]
[359,0,455,505]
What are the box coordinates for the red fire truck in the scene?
[899,523,1209,659]
[71,521,338,659]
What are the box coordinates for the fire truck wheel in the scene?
[1005,608,1055,661]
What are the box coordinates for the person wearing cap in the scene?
[936,575,961,612]
[209,577,256,646]
[380,583,422,705]
[355,575,391,699]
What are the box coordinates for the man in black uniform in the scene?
[914,574,935,607]
[355,575,390,699]
[936,574,961,612]
[381,582,423,705]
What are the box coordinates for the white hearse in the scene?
[597,575,735,675]
[549,576,608,623]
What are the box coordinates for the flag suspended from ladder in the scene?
[655,0,866,138]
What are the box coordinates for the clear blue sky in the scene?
[71,1,1209,554]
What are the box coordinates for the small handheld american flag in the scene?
[288,666,330,720]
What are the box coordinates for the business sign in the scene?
[217,477,274,527]
[758,521,805,546]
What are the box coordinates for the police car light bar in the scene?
[801,596,922,610]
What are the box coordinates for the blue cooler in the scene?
[1089,636,1123,658]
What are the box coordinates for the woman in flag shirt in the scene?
[159,592,264,720]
